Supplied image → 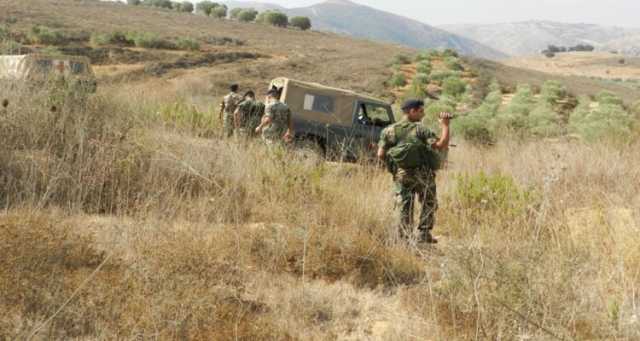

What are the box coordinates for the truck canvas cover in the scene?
[270,77,389,127]
[0,54,94,81]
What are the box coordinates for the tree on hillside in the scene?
[569,94,635,142]
[175,1,194,13]
[237,9,259,22]
[257,11,288,27]
[127,0,141,5]
[289,16,311,30]
[230,8,243,19]
[196,1,225,17]
[142,0,172,9]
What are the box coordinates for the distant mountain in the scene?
[224,0,507,60]
[440,21,640,57]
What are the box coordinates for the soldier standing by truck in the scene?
[234,90,265,139]
[219,84,243,138]
[377,99,451,244]
[255,87,294,145]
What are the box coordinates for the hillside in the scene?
[1,1,640,340]
[441,20,640,57]
[225,0,507,60]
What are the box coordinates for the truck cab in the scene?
[269,77,395,160]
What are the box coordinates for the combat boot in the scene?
[419,230,438,244]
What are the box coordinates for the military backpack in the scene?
[386,122,442,171]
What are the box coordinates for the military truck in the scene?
[269,77,396,160]
[0,54,97,92]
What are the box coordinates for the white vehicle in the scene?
[0,54,96,92]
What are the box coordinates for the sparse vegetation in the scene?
[389,72,407,87]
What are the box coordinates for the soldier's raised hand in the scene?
[438,112,453,125]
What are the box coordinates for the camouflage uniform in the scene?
[262,100,291,144]
[236,99,265,138]
[222,92,242,138]
[379,120,439,238]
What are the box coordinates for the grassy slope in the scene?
[1,1,640,340]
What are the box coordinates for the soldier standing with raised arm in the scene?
[377,99,451,244]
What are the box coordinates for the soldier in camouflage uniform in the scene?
[234,90,265,139]
[377,99,451,244]
[219,84,243,138]
[255,87,293,144]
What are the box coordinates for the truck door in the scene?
[352,102,395,154]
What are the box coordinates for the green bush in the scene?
[389,72,407,87]
[196,1,225,16]
[210,5,228,18]
[236,9,258,22]
[442,48,459,58]
[444,56,464,71]
[539,80,566,105]
[257,10,288,27]
[90,31,131,46]
[414,51,433,62]
[453,89,501,144]
[391,54,411,65]
[28,25,67,45]
[289,16,312,30]
[569,96,635,142]
[596,91,624,106]
[527,102,563,137]
[430,70,458,82]
[127,0,141,5]
[416,61,432,74]
[423,101,455,123]
[174,1,194,12]
[497,84,535,131]
[631,100,640,117]
[404,81,427,102]
[125,31,176,49]
[412,73,430,86]
[176,38,200,51]
[0,26,8,40]
[442,76,467,98]
[142,0,172,8]
[455,172,536,216]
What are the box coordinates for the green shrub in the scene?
[389,72,407,87]
[289,16,312,30]
[412,73,430,86]
[176,38,200,51]
[631,100,640,117]
[496,84,535,131]
[442,76,467,98]
[442,48,459,58]
[28,25,67,45]
[0,26,8,40]
[209,5,228,18]
[527,102,563,137]
[391,54,411,65]
[596,91,624,106]
[90,31,131,46]
[142,0,172,8]
[416,61,432,74]
[423,101,455,124]
[127,0,141,5]
[455,172,536,216]
[404,81,427,101]
[196,1,225,16]
[569,96,635,142]
[444,56,464,71]
[125,31,176,49]
[430,70,458,82]
[257,10,288,27]
[539,80,566,105]
[414,51,433,62]
[236,9,258,22]
[453,89,501,144]
[174,1,194,12]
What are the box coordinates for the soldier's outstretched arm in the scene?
[432,112,451,150]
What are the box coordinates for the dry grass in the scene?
[1,78,639,340]
[1,1,640,339]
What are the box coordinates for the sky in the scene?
[236,0,640,28]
